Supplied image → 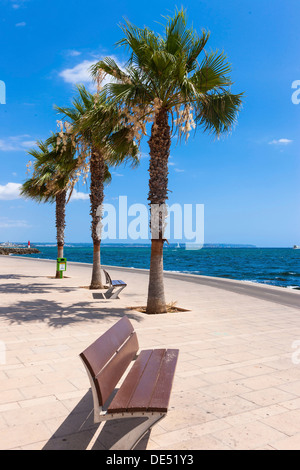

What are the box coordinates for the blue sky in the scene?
[0,0,299,247]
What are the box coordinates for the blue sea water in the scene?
[18,244,300,289]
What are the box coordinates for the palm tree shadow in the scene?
[0,299,142,327]
[0,282,77,295]
[0,274,41,280]
[42,390,150,450]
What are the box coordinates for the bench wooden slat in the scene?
[80,316,135,381]
[126,349,166,412]
[148,349,179,412]
[107,349,153,413]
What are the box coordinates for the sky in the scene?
[0,0,299,247]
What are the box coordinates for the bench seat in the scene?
[108,348,179,414]
[111,280,127,286]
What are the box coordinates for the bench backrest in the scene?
[103,269,112,287]
[80,316,139,406]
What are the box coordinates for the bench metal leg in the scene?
[105,285,126,299]
[109,414,165,450]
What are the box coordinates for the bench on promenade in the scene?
[79,316,179,450]
[103,269,127,299]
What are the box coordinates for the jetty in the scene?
[0,246,40,255]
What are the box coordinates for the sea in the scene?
[16,243,300,290]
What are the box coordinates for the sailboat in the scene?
[293,245,300,249]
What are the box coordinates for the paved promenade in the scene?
[1,255,300,450]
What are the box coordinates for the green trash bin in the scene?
[57,258,67,278]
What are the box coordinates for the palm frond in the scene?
[55,84,141,175]
[91,57,127,83]
[195,91,243,136]
[22,131,78,204]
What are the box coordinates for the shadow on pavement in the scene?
[42,390,150,450]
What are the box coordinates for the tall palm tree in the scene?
[55,85,139,289]
[92,9,243,313]
[21,135,78,278]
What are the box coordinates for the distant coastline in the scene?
[2,242,258,248]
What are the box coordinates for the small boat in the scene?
[293,245,300,249]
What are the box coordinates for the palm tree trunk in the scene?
[55,190,66,279]
[89,148,105,289]
[146,108,171,314]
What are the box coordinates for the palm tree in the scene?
[21,135,78,278]
[55,85,139,289]
[92,9,243,313]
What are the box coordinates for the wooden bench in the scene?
[103,269,127,299]
[79,316,179,450]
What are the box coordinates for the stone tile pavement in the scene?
[1,256,300,450]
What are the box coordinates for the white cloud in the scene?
[269,138,293,145]
[10,134,30,141]
[0,135,36,151]
[59,60,98,89]
[69,189,89,201]
[0,217,29,228]
[0,183,22,200]
[174,168,185,173]
[15,22,26,27]
[11,2,23,8]
[20,140,36,147]
[59,56,124,90]
[66,50,82,57]
[139,152,148,159]
[0,139,19,151]
[10,0,27,8]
